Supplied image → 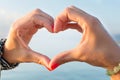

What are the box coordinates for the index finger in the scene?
[31,9,54,32]
[54,6,95,33]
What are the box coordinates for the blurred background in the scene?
[1,0,120,80]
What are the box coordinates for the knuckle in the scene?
[64,6,76,17]
[65,5,76,12]
[90,16,100,25]
[33,8,41,13]
[91,16,99,22]
[68,5,76,9]
[31,13,37,18]
[31,9,41,17]
[30,13,38,23]
[65,7,72,13]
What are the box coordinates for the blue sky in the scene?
[0,0,120,56]
[0,0,120,35]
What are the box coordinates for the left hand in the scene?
[2,9,54,69]
[49,6,120,70]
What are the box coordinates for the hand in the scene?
[2,9,54,69]
[49,6,120,70]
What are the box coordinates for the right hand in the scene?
[49,6,120,70]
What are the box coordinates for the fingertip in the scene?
[49,62,60,70]
[42,59,52,71]
[45,24,54,33]
[52,24,54,33]
[49,50,75,70]
[54,24,61,33]
[43,57,50,66]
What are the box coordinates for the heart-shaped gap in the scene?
[29,28,82,58]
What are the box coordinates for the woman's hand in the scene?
[3,9,54,69]
[49,6,120,70]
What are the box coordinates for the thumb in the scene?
[49,49,75,71]
[24,50,51,70]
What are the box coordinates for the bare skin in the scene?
[49,6,120,80]
[2,9,54,69]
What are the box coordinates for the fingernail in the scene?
[52,25,54,32]
[51,63,59,70]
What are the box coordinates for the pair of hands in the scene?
[3,6,120,71]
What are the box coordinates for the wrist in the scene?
[103,43,120,70]
[109,49,120,69]
[0,38,19,70]
[3,47,16,64]
[3,37,19,64]
[104,44,120,79]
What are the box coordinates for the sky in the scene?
[0,0,120,56]
[0,0,120,35]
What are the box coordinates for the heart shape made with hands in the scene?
[6,7,109,72]
[11,21,81,71]
[9,7,85,71]
[10,8,89,71]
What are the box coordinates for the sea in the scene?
[1,31,120,80]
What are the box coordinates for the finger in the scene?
[33,51,50,69]
[24,50,51,69]
[49,49,75,70]
[33,9,54,23]
[33,9,54,32]
[39,12,54,32]
[33,15,54,32]
[63,22,83,32]
[54,6,93,33]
